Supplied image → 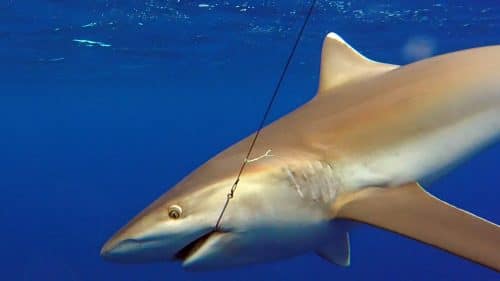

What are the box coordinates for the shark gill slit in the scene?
[285,160,340,205]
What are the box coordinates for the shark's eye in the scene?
[168,205,182,219]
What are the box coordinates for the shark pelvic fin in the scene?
[331,182,500,271]
[317,32,398,95]
[316,230,350,266]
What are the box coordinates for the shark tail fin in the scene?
[332,182,500,271]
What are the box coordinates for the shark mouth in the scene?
[174,231,216,261]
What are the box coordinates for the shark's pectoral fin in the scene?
[317,32,398,95]
[332,182,500,271]
[316,230,350,266]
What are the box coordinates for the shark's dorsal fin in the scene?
[331,183,500,271]
[317,33,399,95]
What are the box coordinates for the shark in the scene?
[101,32,500,271]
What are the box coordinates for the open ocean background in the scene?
[1,1,499,280]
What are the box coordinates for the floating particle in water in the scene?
[402,36,436,61]
[72,39,112,48]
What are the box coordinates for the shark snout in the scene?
[100,231,147,260]
[100,232,152,263]
[100,185,227,265]
[101,236,171,264]
[101,215,216,264]
[100,215,177,263]
[100,231,178,263]
[100,238,116,258]
[100,237,139,261]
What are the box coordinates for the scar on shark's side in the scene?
[101,32,500,272]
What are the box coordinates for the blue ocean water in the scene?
[1,1,499,280]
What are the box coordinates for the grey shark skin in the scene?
[101,33,500,271]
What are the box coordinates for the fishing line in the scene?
[214,0,318,231]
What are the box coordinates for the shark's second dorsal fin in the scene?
[331,183,500,271]
[317,33,399,95]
